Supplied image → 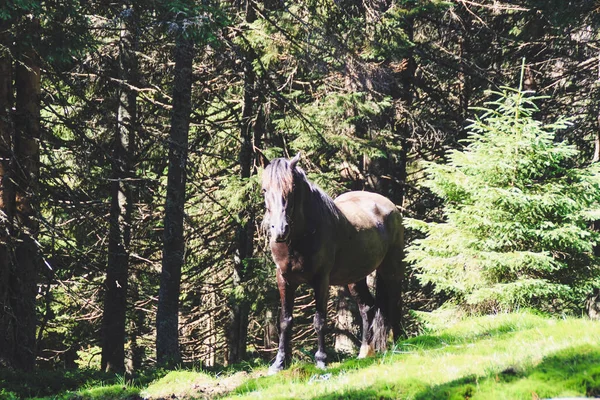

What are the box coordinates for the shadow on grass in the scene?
[232,356,381,396]
[233,318,539,397]
[399,319,540,352]
[310,345,600,400]
[0,367,165,399]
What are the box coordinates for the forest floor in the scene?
[3,310,600,400]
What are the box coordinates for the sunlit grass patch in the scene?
[72,384,141,400]
[421,345,600,399]
[29,381,141,400]
[223,311,600,399]
[142,369,215,399]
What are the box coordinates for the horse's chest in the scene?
[270,241,317,280]
[271,243,304,271]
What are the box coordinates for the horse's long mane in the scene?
[262,158,341,224]
[293,167,341,222]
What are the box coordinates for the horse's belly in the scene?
[329,230,389,285]
[329,191,401,285]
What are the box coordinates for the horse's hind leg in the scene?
[348,278,376,358]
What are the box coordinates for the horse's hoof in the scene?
[357,344,375,359]
[268,364,283,375]
[316,360,327,370]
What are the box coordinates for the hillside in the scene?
[5,311,599,400]
[146,311,600,399]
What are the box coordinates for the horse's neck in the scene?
[300,180,342,235]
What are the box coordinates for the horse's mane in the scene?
[293,167,341,222]
[263,158,341,222]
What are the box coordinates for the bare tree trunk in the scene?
[457,18,472,123]
[0,17,15,370]
[156,32,194,368]
[263,308,278,353]
[228,0,259,365]
[392,13,416,209]
[101,8,138,374]
[594,112,600,163]
[334,286,359,354]
[0,15,42,371]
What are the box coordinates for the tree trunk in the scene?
[0,16,41,371]
[334,286,359,354]
[156,32,194,368]
[594,112,600,163]
[101,8,138,374]
[0,17,15,370]
[391,13,416,210]
[227,0,259,365]
[128,270,145,372]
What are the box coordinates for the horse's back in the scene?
[330,191,403,285]
[335,191,401,236]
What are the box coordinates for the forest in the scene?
[1,0,600,394]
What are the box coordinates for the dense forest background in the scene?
[1,0,600,376]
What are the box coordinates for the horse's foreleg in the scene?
[313,277,329,369]
[348,278,376,358]
[269,268,297,375]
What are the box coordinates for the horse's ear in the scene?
[289,152,301,169]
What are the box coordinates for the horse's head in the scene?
[261,153,301,243]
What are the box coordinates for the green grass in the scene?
[5,311,600,399]
[0,367,159,400]
[223,311,600,399]
[1,382,141,400]
[141,369,216,399]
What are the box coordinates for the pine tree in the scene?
[406,80,600,313]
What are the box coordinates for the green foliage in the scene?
[406,85,600,312]
[7,0,599,379]
[157,0,229,45]
[0,0,41,19]
[75,346,102,370]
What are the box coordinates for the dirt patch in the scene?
[191,371,249,398]
[149,370,266,399]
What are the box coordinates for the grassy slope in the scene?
[7,311,600,400]
[145,311,600,400]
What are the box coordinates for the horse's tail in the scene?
[373,213,405,353]
[372,270,391,352]
[373,257,403,352]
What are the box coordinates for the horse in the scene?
[261,153,404,373]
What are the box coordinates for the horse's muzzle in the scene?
[274,232,290,242]
[274,225,290,242]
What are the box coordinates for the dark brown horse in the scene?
[261,153,404,373]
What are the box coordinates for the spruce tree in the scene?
[406,82,600,312]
